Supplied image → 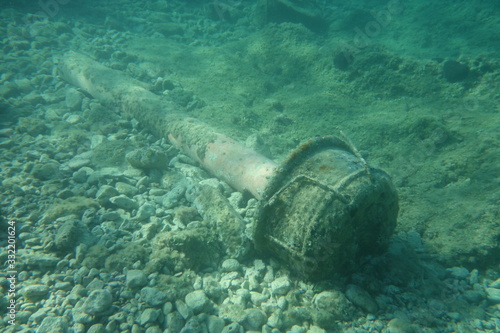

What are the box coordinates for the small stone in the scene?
[126,270,148,289]
[32,162,60,180]
[141,287,168,306]
[185,290,211,314]
[222,258,241,272]
[83,289,113,315]
[307,325,326,333]
[221,322,244,333]
[37,316,69,333]
[166,311,186,332]
[68,153,92,170]
[23,284,50,301]
[489,278,500,289]
[207,315,225,333]
[66,88,84,111]
[55,220,80,251]
[109,195,139,211]
[96,185,119,206]
[140,308,160,325]
[345,285,378,314]
[66,114,81,124]
[176,299,193,319]
[126,147,170,170]
[446,267,470,280]
[271,276,291,296]
[116,182,139,197]
[486,288,500,304]
[73,167,94,183]
[145,326,163,333]
[87,324,106,333]
[136,203,156,221]
[386,318,415,333]
[242,308,267,331]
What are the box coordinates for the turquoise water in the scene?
[0,1,499,332]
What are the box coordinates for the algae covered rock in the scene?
[126,147,172,170]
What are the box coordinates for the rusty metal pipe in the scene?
[57,51,277,199]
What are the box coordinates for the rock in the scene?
[109,194,139,211]
[345,285,378,313]
[23,284,50,302]
[37,316,69,333]
[222,258,241,272]
[446,267,469,280]
[66,114,81,124]
[486,288,500,304]
[386,318,415,333]
[176,299,193,319]
[140,308,160,325]
[221,322,244,333]
[141,287,168,306]
[207,315,225,333]
[65,88,84,111]
[166,311,185,332]
[126,270,148,289]
[68,152,92,170]
[185,290,211,314]
[271,276,291,296]
[87,324,106,333]
[162,183,187,209]
[73,167,94,183]
[83,289,113,315]
[489,278,500,289]
[307,326,326,333]
[136,203,156,221]
[116,181,139,197]
[55,220,80,252]
[24,254,59,269]
[242,308,267,331]
[314,290,354,320]
[96,185,119,206]
[126,147,171,170]
[145,326,163,333]
[32,162,60,180]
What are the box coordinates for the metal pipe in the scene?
[57,51,277,199]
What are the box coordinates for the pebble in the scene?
[207,315,225,333]
[66,114,81,124]
[136,203,156,221]
[126,269,148,289]
[116,181,139,197]
[140,308,161,325]
[185,290,211,314]
[447,266,470,280]
[242,308,267,331]
[22,284,50,301]
[221,322,244,333]
[486,288,500,304]
[166,311,186,332]
[222,258,241,272]
[109,194,140,211]
[83,289,113,315]
[345,285,378,314]
[96,185,119,205]
[271,276,291,296]
[37,316,69,333]
[141,287,168,306]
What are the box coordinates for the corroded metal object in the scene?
[253,136,399,280]
[58,52,398,280]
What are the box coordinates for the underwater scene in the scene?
[0,0,499,332]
